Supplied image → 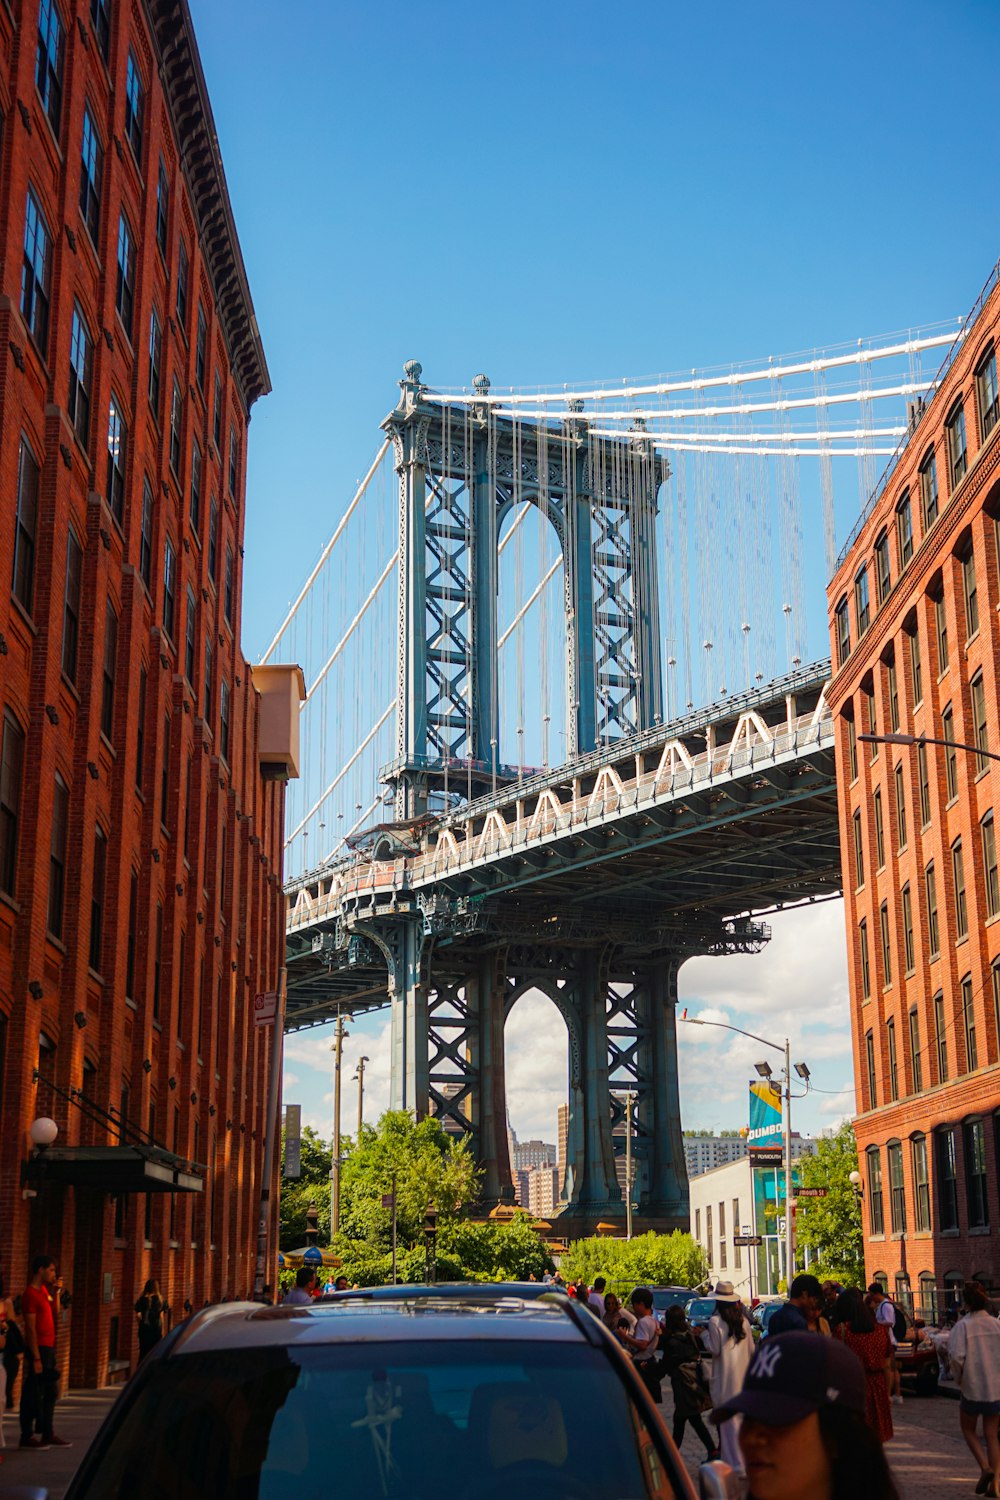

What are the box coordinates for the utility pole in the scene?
[355,1055,369,1141]
[624,1090,636,1240]
[331,1013,348,1239]
[784,1037,794,1286]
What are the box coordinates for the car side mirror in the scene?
[699,1459,740,1500]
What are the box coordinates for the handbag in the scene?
[676,1356,713,1413]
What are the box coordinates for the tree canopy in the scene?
[561,1231,708,1292]
[794,1121,864,1283]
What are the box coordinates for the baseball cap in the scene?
[714,1331,866,1426]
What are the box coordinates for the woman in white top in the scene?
[949,1281,1000,1497]
[704,1281,753,1476]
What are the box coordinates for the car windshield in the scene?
[686,1299,715,1319]
[77,1340,682,1500]
[651,1291,689,1310]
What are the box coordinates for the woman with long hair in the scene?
[949,1280,1000,1496]
[134,1278,164,1362]
[716,1331,900,1500]
[832,1287,892,1442]
[704,1281,753,1474]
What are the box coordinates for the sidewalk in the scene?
[0,1388,119,1499]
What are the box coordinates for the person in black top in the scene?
[134,1280,164,1362]
[658,1304,718,1458]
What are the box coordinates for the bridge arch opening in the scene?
[504,988,570,1210]
[497,502,566,770]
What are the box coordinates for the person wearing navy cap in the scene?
[714,1331,900,1500]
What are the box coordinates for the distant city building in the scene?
[513,1168,532,1207]
[512,1138,557,1172]
[526,1166,560,1218]
[685,1133,819,1178]
[557,1104,569,1202]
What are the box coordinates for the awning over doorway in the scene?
[24,1145,204,1194]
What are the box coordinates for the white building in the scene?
[689,1154,823,1301]
[525,1166,560,1217]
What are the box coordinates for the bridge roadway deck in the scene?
[284,661,842,1031]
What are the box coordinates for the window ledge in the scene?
[0,889,21,916]
[10,593,38,636]
[60,672,81,704]
[152,1019,162,1033]
[45,933,67,955]
[940,1227,960,1238]
[955,935,969,949]
[975,766,991,783]
[125,997,138,1012]
[969,1225,991,1236]
[87,966,104,986]
[965,630,980,651]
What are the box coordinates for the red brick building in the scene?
[827,259,1000,1318]
[0,0,299,1384]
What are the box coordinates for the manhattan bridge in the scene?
[264,319,966,1233]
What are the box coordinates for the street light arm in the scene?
[858,730,1000,765]
[680,1014,785,1055]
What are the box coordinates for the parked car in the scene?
[650,1285,695,1324]
[749,1300,784,1341]
[57,1286,715,1500]
[685,1295,719,1329]
[895,1318,940,1395]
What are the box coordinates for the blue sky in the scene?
[190,0,1000,1144]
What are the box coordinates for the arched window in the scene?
[873,1270,889,1295]
[894,1271,912,1313]
[944,1270,964,1314]
[918,1272,937,1323]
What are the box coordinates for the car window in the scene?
[686,1299,715,1319]
[76,1340,684,1500]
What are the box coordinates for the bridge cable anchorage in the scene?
[285,702,394,847]
[258,438,390,664]
[421,329,961,405]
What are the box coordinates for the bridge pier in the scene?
[388,921,428,1114]
[639,959,689,1222]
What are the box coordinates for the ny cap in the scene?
[714,1330,866,1426]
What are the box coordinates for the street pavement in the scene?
[0,1379,981,1497]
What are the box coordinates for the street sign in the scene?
[796,1186,828,1198]
[254,990,279,1026]
[381,1192,395,1209]
[733,1234,763,1247]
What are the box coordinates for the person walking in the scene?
[867,1283,903,1405]
[620,1287,662,1403]
[715,1330,900,1500]
[283,1268,315,1305]
[134,1280,164,1362]
[588,1277,607,1316]
[0,1273,22,1433]
[704,1280,753,1474]
[659,1303,717,1460]
[832,1288,893,1443]
[768,1274,825,1336]
[19,1255,69,1451]
[949,1281,1000,1496]
[602,1291,636,1338]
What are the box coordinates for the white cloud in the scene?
[505,992,569,1143]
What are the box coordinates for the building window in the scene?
[867,1145,884,1235]
[115,214,136,341]
[89,825,107,972]
[961,973,977,1072]
[947,401,968,488]
[847,715,858,780]
[106,397,126,525]
[835,597,850,665]
[935,592,949,673]
[925,863,939,957]
[208,498,219,582]
[21,189,51,351]
[101,602,117,739]
[909,625,922,706]
[961,543,979,638]
[196,305,207,390]
[887,1140,906,1232]
[859,919,870,1000]
[920,449,939,530]
[36,0,65,137]
[902,883,914,973]
[124,49,144,160]
[874,789,885,868]
[68,305,93,449]
[224,544,234,626]
[140,478,154,588]
[706,1204,713,1264]
[909,1008,923,1094]
[163,537,176,640]
[185,586,196,685]
[943,705,958,800]
[12,438,41,616]
[79,106,103,244]
[978,346,999,440]
[874,531,891,605]
[965,1118,988,1228]
[952,838,968,940]
[61,528,83,684]
[176,238,189,329]
[153,902,163,1021]
[910,1137,930,1230]
[170,380,183,473]
[917,743,931,828]
[204,640,213,727]
[896,492,913,568]
[934,992,948,1084]
[852,809,864,888]
[887,656,899,731]
[190,440,201,534]
[90,0,110,58]
[855,567,870,635]
[148,308,162,414]
[865,1028,877,1109]
[971,673,989,774]
[887,1020,898,1102]
[994,965,1000,1055]
[220,678,230,765]
[983,813,999,918]
[895,762,907,848]
[48,773,68,938]
[879,902,892,987]
[125,870,138,998]
[136,667,146,792]
[161,715,170,827]
[0,713,26,897]
[866,683,878,758]
[229,426,239,498]
[937,1127,959,1231]
[214,372,223,450]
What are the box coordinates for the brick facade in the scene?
[827,262,1000,1317]
[0,0,288,1384]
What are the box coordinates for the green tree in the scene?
[561,1231,707,1292]
[795,1121,864,1283]
[337,1110,480,1249]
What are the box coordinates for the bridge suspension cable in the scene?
[285,702,393,847]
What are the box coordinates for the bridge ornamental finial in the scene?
[402,359,423,384]
[472,373,490,392]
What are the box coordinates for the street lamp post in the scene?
[331,1012,349,1238]
[354,1055,369,1140]
[681,1014,810,1290]
[625,1090,635,1241]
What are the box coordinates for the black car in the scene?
[53,1286,711,1500]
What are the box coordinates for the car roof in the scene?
[170,1286,595,1355]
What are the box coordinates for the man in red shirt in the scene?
[19,1255,69,1450]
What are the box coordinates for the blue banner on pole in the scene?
[748,1079,783,1165]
